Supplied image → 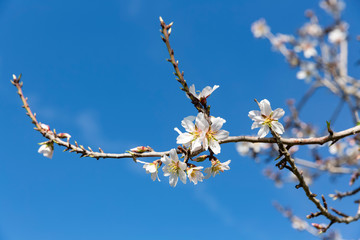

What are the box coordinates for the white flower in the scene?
[294,41,317,58]
[175,113,229,154]
[328,28,346,44]
[187,84,219,103]
[301,23,323,37]
[175,113,209,153]
[204,160,231,179]
[249,99,285,138]
[38,141,54,159]
[137,160,160,182]
[206,116,229,154]
[161,149,187,187]
[251,19,270,38]
[296,62,317,83]
[187,166,204,185]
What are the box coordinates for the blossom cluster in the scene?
[251,0,348,88]
[137,149,231,187]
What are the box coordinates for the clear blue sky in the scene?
[2,0,360,239]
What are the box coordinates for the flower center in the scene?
[168,161,180,174]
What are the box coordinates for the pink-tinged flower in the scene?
[58,133,71,141]
[130,146,153,153]
[137,160,161,182]
[187,166,204,185]
[161,149,187,187]
[187,84,219,104]
[294,41,317,58]
[204,160,231,179]
[251,19,270,38]
[38,141,54,159]
[296,62,317,83]
[328,28,346,44]
[175,113,209,153]
[301,23,323,37]
[40,123,50,131]
[249,99,285,138]
[206,116,229,154]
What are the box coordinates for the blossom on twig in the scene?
[161,149,187,187]
[204,159,231,179]
[249,99,285,138]
[38,141,54,159]
[296,62,317,83]
[137,160,161,182]
[175,113,229,154]
[251,19,270,38]
[187,166,204,185]
[187,84,219,104]
[175,114,208,153]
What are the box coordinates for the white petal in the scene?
[221,160,231,170]
[191,138,202,152]
[260,99,272,116]
[296,71,306,79]
[179,170,187,184]
[161,155,171,165]
[187,84,198,99]
[258,125,269,138]
[215,130,229,140]
[196,113,209,131]
[176,133,194,144]
[169,149,178,161]
[209,140,221,154]
[178,161,187,171]
[251,122,263,130]
[248,110,262,121]
[181,118,195,132]
[211,117,226,131]
[272,121,285,135]
[272,108,285,120]
[169,174,178,187]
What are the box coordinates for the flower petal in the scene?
[181,117,195,132]
[209,140,221,154]
[251,122,263,129]
[272,108,285,120]
[260,99,272,116]
[272,121,285,135]
[211,117,226,131]
[258,125,269,138]
[176,133,194,144]
[215,130,229,140]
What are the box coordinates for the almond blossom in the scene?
[251,19,270,38]
[294,40,317,58]
[249,99,285,138]
[174,113,209,153]
[206,116,229,154]
[187,84,219,103]
[38,141,54,159]
[328,28,347,44]
[296,62,317,83]
[187,166,204,185]
[175,113,229,154]
[204,159,231,179]
[137,160,161,182]
[161,149,187,187]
